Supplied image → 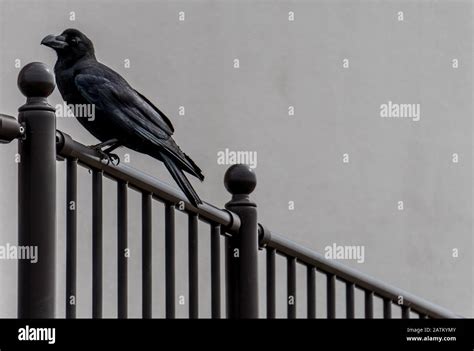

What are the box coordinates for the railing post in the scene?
[224,164,258,318]
[17,62,57,318]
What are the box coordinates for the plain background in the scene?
[0,0,472,318]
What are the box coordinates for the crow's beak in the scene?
[41,34,68,49]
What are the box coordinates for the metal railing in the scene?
[0,62,461,319]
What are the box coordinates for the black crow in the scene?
[42,29,204,206]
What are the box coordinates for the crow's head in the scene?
[42,29,95,61]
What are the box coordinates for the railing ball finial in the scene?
[17,62,55,98]
[17,63,57,318]
[224,164,256,196]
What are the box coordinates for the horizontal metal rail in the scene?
[56,130,240,235]
[0,114,24,143]
[259,225,461,319]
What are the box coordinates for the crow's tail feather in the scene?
[159,151,202,206]
[184,152,205,181]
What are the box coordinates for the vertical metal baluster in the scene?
[142,192,152,318]
[383,298,392,319]
[365,291,374,319]
[66,158,77,318]
[211,224,221,318]
[165,203,175,318]
[117,181,128,318]
[346,282,355,319]
[307,266,316,319]
[287,257,296,319]
[266,248,276,319]
[327,274,336,319]
[92,169,103,318]
[188,213,198,318]
[402,306,410,319]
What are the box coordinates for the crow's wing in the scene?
[75,73,174,139]
[74,74,198,171]
[134,89,174,134]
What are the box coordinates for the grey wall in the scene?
[0,0,472,317]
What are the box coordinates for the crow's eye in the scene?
[70,38,78,45]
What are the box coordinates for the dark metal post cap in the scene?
[224,164,256,195]
[17,62,55,98]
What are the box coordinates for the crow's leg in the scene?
[90,138,119,150]
[89,139,121,166]
[96,149,120,166]
[103,144,120,154]
[103,144,121,166]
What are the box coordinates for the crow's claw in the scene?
[96,149,120,166]
[109,153,120,166]
[90,144,102,151]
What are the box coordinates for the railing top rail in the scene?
[56,130,240,234]
[0,113,24,143]
[53,130,464,318]
[259,225,461,319]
